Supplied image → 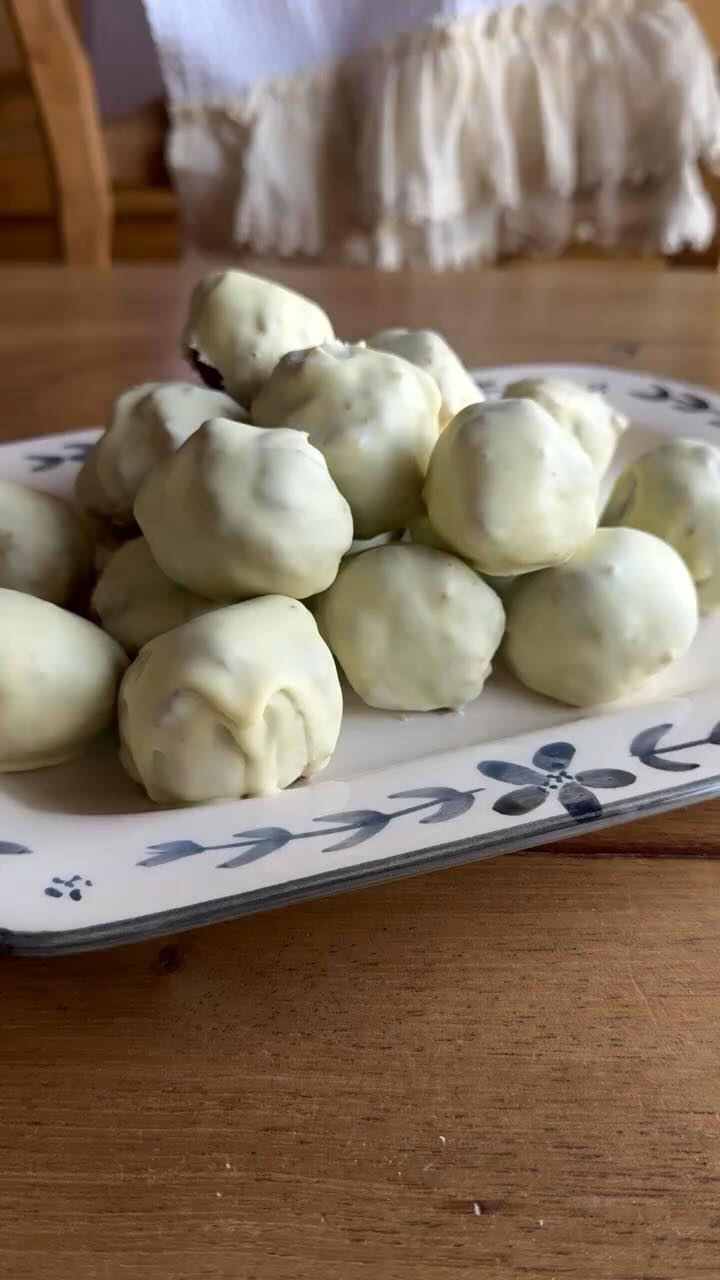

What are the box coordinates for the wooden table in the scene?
[2,265,720,1280]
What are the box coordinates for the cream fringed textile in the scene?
[145,0,720,266]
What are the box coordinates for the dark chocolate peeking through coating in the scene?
[188,347,225,392]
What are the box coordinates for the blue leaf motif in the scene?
[231,826,293,842]
[26,453,63,473]
[314,809,387,827]
[629,384,717,415]
[148,839,204,854]
[139,839,206,867]
[420,793,476,824]
[322,821,391,853]
[632,384,670,403]
[389,787,478,823]
[478,761,546,785]
[674,391,711,413]
[391,787,465,800]
[493,785,547,816]
[65,442,92,461]
[219,835,292,869]
[313,811,390,853]
[532,741,575,772]
[637,754,699,774]
[575,769,636,788]
[558,782,602,823]
[26,441,92,473]
[420,795,476,823]
[0,841,30,855]
[629,723,699,771]
[630,724,672,758]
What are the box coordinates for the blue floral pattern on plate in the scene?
[44,875,93,902]
[477,741,636,822]
[133,723,720,871]
[10,716,720,887]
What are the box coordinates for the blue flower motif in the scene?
[477,741,636,824]
[44,874,93,902]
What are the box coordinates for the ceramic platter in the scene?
[3,364,720,956]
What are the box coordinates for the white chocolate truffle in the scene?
[76,381,246,526]
[504,528,698,707]
[118,596,342,803]
[135,417,353,600]
[182,270,334,402]
[316,544,505,711]
[0,589,127,771]
[0,480,93,605]
[602,437,720,613]
[408,512,515,597]
[252,342,441,537]
[368,327,482,428]
[92,538,223,654]
[504,376,627,474]
[408,510,460,556]
[423,398,598,576]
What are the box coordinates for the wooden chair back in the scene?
[5,0,111,265]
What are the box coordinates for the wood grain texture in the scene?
[2,264,720,1280]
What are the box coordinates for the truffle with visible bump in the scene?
[92,538,224,653]
[367,327,482,428]
[0,589,127,771]
[118,596,342,803]
[252,341,441,537]
[504,375,627,474]
[504,527,698,706]
[316,543,505,711]
[0,480,93,605]
[182,270,334,402]
[76,381,247,527]
[135,417,353,600]
[601,436,720,613]
[423,398,598,576]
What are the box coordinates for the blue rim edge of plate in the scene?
[3,772,719,957]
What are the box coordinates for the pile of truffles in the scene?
[0,270,711,804]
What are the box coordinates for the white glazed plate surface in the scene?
[3,364,720,955]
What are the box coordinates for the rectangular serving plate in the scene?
[2,362,720,955]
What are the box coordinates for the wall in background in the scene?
[81,0,162,118]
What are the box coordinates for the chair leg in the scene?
[6,0,113,266]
